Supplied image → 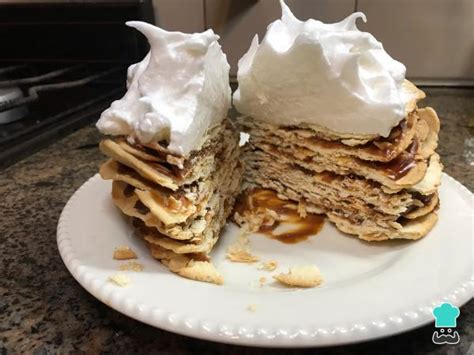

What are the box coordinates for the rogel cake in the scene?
[96,22,242,284]
[233,1,442,241]
[96,2,443,285]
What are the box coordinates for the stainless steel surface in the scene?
[0,87,28,124]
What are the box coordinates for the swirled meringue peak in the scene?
[233,1,418,137]
[97,21,231,156]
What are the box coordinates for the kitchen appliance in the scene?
[0,0,154,169]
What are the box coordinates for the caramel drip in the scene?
[149,162,176,178]
[382,139,419,180]
[234,189,325,244]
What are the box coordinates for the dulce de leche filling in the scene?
[234,189,325,244]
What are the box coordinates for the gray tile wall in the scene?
[152,0,473,83]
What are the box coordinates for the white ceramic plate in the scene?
[57,173,473,347]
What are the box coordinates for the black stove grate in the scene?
[0,66,122,113]
[0,1,152,170]
[0,64,126,169]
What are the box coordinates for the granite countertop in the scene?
[0,88,473,354]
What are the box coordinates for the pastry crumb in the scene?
[234,206,277,233]
[259,276,267,287]
[297,200,307,218]
[273,265,323,288]
[246,304,257,312]
[148,244,223,285]
[119,261,144,272]
[108,273,131,287]
[113,246,137,260]
[277,193,289,201]
[226,227,259,263]
[180,260,224,285]
[227,248,259,263]
[257,260,278,271]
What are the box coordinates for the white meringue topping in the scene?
[97,21,231,156]
[234,1,417,137]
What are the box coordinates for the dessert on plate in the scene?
[95,2,443,285]
[96,22,242,284]
[233,1,442,241]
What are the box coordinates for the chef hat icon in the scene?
[432,303,460,328]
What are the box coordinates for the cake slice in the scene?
[239,103,442,241]
[99,119,241,283]
[233,2,442,242]
[96,22,241,284]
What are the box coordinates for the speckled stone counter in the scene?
[1,88,473,354]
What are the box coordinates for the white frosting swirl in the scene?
[97,21,231,155]
[234,1,416,137]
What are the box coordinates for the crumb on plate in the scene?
[108,273,131,287]
[273,265,323,288]
[226,227,259,263]
[119,261,144,272]
[113,245,138,260]
[257,260,278,271]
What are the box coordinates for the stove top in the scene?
[0,1,152,170]
[0,64,126,169]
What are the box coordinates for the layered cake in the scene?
[96,4,443,285]
[97,22,242,284]
[233,2,442,241]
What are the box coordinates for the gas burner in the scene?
[0,87,28,124]
[0,64,126,169]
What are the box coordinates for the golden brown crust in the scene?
[113,246,138,260]
[147,243,223,285]
[327,212,438,241]
[100,139,179,190]
[273,266,323,288]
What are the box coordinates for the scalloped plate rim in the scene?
[57,173,474,347]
